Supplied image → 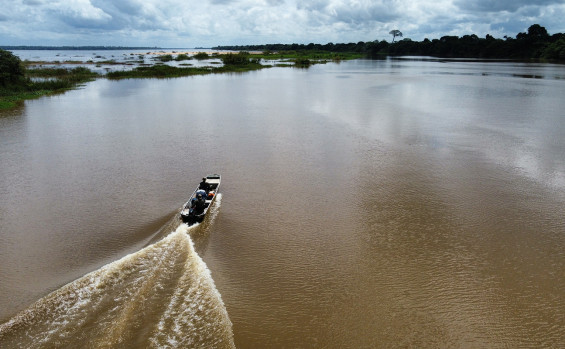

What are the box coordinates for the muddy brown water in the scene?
[1,58,565,348]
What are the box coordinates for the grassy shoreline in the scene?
[1,51,356,110]
[1,67,99,110]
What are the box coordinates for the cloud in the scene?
[298,0,400,25]
[23,0,44,5]
[0,0,564,46]
[47,0,112,28]
[209,0,237,4]
[454,0,565,13]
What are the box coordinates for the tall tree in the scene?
[0,49,25,86]
[527,24,549,40]
[389,30,403,42]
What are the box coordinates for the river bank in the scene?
[1,49,362,110]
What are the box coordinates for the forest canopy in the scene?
[214,24,565,61]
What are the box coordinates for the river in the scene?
[1,56,565,348]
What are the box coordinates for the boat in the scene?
[180,174,221,225]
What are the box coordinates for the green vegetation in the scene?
[107,65,214,79]
[220,52,260,65]
[156,54,173,62]
[175,54,191,61]
[106,53,266,80]
[214,24,565,61]
[0,49,26,86]
[193,52,210,60]
[371,24,565,60]
[25,66,98,81]
[215,52,263,71]
[540,38,565,60]
[1,49,99,110]
[293,58,312,68]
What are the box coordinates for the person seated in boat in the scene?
[199,178,210,193]
[193,193,206,214]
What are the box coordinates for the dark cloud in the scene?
[454,0,565,13]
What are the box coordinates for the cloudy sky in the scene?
[1,0,564,47]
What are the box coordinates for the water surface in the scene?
[1,58,565,348]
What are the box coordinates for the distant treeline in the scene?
[214,24,565,61]
[0,46,160,50]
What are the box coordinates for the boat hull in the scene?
[180,174,220,226]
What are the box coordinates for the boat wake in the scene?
[0,196,233,349]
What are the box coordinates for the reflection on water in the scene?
[1,58,565,347]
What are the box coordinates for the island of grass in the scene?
[102,50,360,79]
[107,52,266,79]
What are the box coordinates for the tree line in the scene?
[213,24,565,61]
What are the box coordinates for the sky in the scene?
[1,0,564,47]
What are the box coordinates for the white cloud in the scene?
[48,0,112,28]
[0,0,564,46]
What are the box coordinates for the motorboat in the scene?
[180,174,221,225]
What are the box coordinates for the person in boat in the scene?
[199,178,210,193]
[193,193,206,214]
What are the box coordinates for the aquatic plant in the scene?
[221,52,260,66]
[193,52,210,60]
[175,54,191,61]
[106,65,213,79]
[293,58,311,67]
[156,54,173,62]
[106,60,267,79]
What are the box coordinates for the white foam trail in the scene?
[148,223,233,348]
[0,220,234,349]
